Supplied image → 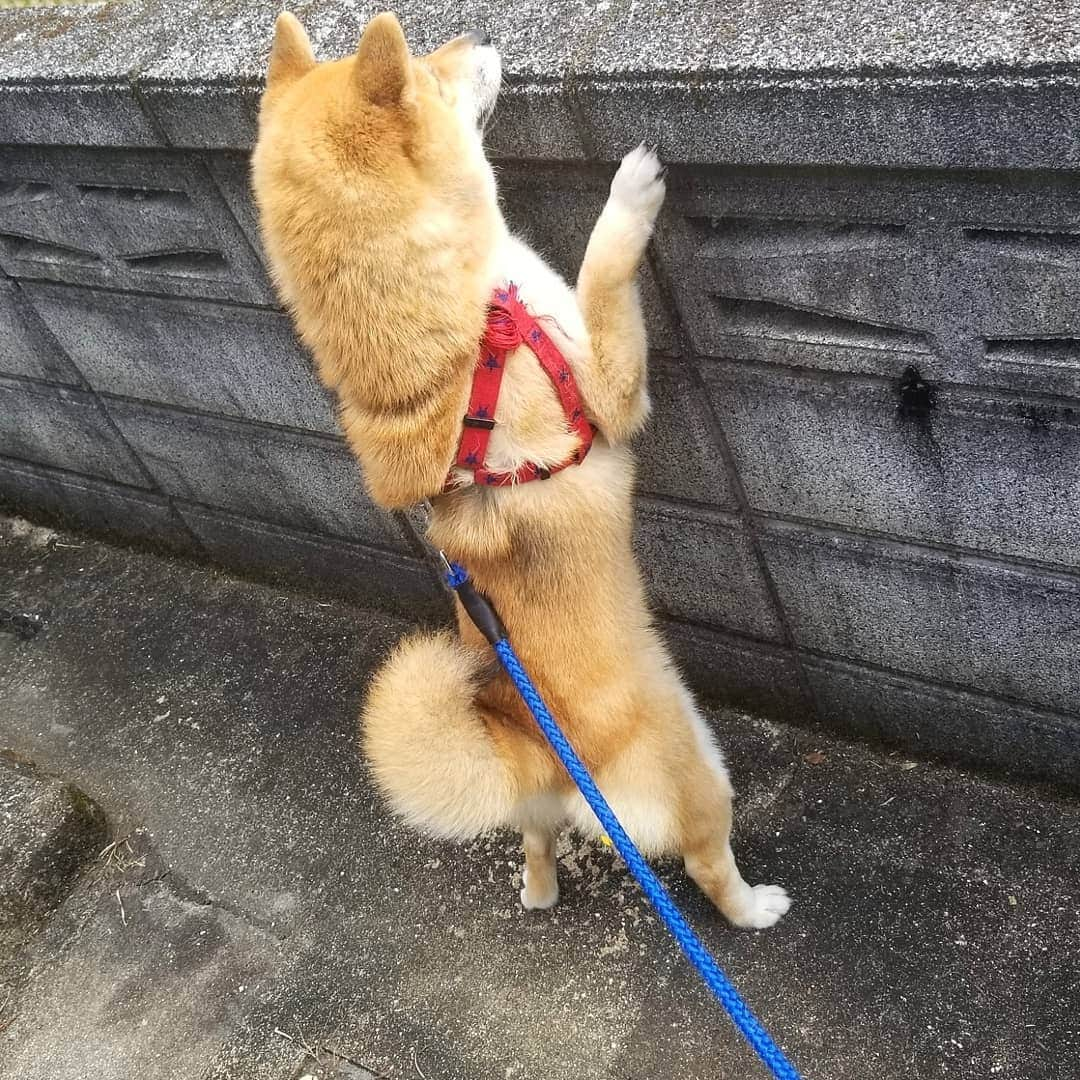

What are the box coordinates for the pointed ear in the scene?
[267,12,316,88]
[355,12,413,107]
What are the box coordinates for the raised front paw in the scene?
[610,144,666,226]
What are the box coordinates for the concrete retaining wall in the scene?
[1,1,1078,786]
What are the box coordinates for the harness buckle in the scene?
[462,415,496,430]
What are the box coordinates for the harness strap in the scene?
[448,284,595,489]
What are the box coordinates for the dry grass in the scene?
[272,1025,388,1079]
[273,1026,325,1071]
[98,833,145,877]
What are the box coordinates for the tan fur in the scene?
[253,13,790,928]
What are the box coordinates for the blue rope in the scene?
[443,560,802,1080]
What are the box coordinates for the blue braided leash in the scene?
[441,557,802,1080]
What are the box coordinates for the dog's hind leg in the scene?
[574,145,666,443]
[679,757,791,930]
[520,825,561,910]
[514,794,564,910]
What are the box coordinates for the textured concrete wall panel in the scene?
[0,148,272,305]
[657,167,1080,400]
[0,378,147,486]
[106,401,403,552]
[635,501,785,642]
[25,285,336,433]
[761,522,1080,716]
[0,456,196,554]
[176,503,445,619]
[703,367,1080,569]
[805,655,1080,789]
[0,281,82,386]
[637,357,739,508]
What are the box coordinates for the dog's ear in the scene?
[267,12,316,88]
[355,12,413,107]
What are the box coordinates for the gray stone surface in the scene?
[560,1,1080,77]
[0,84,159,149]
[578,73,1080,168]
[1,521,1078,1078]
[760,521,1080,717]
[664,620,810,721]
[176,502,445,618]
[0,377,149,486]
[484,84,586,162]
[0,280,81,387]
[0,760,106,931]
[636,356,737,507]
[704,366,1080,569]
[205,151,267,268]
[634,500,784,642]
[805,655,1080,789]
[0,457,197,555]
[6,0,1080,84]
[657,164,1080,399]
[0,1,1078,784]
[1,2,1077,168]
[0,849,284,1080]
[27,285,337,433]
[0,1,190,84]
[0,147,273,305]
[107,401,404,550]
[140,83,261,152]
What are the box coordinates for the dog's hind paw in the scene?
[729,883,791,930]
[610,144,666,224]
[520,866,560,911]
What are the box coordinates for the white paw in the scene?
[519,866,559,911]
[730,884,791,930]
[610,143,666,224]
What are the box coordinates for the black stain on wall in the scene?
[897,365,937,421]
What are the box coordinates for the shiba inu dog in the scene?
[253,12,790,928]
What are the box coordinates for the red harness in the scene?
[446,284,595,489]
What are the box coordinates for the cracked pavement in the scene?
[0,515,1078,1079]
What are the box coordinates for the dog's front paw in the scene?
[728,883,791,930]
[610,144,666,226]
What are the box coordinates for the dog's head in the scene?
[256,12,500,196]
[253,12,502,302]
[252,14,504,506]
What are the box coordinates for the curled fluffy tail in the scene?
[362,631,518,839]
